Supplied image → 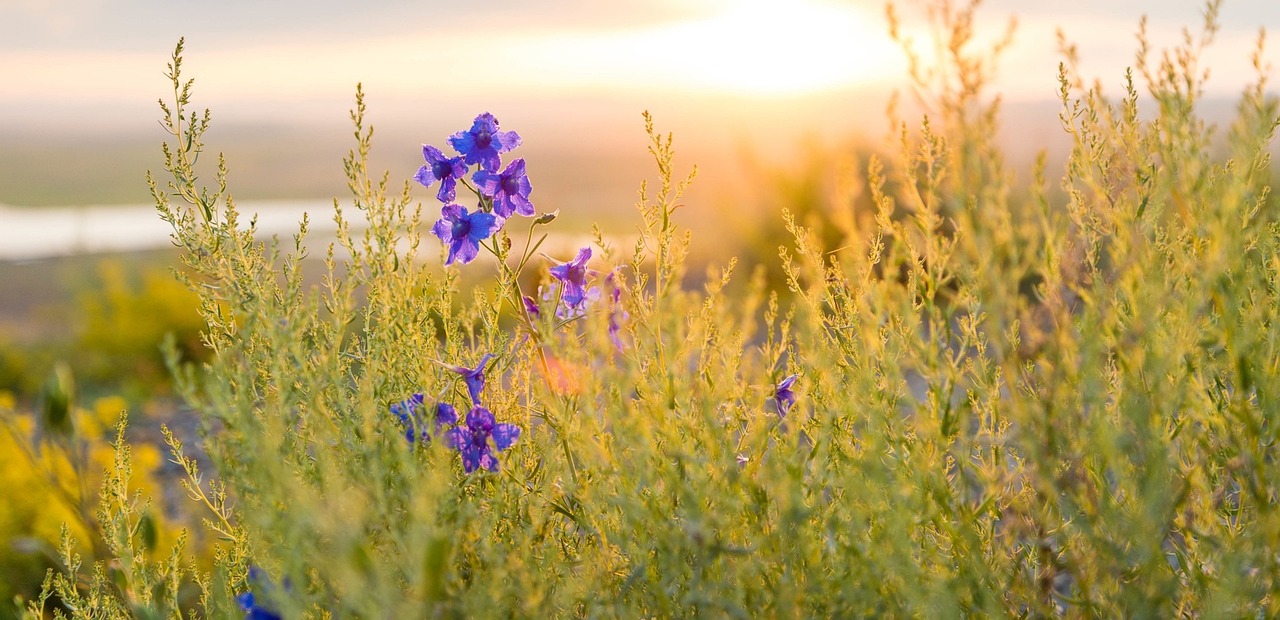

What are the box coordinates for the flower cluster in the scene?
[418,113,535,265]
[391,353,521,473]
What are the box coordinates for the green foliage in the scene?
[31,2,1280,616]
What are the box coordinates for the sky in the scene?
[0,0,1277,209]
[4,0,1277,123]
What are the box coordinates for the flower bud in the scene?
[534,209,559,225]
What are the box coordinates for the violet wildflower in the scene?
[606,272,627,351]
[236,566,284,620]
[415,145,468,202]
[392,395,458,443]
[431,402,459,436]
[474,157,534,218]
[555,286,600,320]
[432,204,503,266]
[449,353,496,406]
[522,295,540,317]
[390,393,426,442]
[448,112,521,172]
[774,374,798,417]
[444,406,521,473]
[549,247,593,309]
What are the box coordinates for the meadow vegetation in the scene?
[5,0,1280,616]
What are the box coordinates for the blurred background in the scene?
[0,0,1277,606]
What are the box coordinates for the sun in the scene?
[629,0,903,96]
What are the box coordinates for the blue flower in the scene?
[549,247,593,309]
[415,145,468,203]
[449,353,496,406]
[474,158,534,218]
[606,272,627,351]
[522,295,540,318]
[237,566,284,620]
[448,112,521,172]
[432,204,503,266]
[555,286,599,320]
[392,395,458,443]
[444,406,521,473]
[390,393,425,442]
[774,374,798,417]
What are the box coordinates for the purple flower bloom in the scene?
[415,145,468,203]
[237,566,284,620]
[522,295,540,317]
[432,204,503,266]
[555,286,600,320]
[444,406,522,473]
[549,247,593,309]
[449,353,495,406]
[390,393,425,442]
[536,282,597,320]
[606,271,627,351]
[391,395,458,443]
[774,374,798,417]
[448,112,521,172]
[432,402,459,433]
[473,158,534,218]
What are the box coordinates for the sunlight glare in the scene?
[633,0,902,95]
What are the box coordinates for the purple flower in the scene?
[607,274,627,352]
[432,204,503,266]
[549,247,593,309]
[237,566,284,620]
[415,145,468,203]
[556,286,600,320]
[444,406,522,473]
[537,282,598,320]
[774,374,798,417]
[448,112,521,172]
[391,395,458,443]
[449,353,495,406]
[390,393,426,441]
[474,158,534,218]
[522,295,540,317]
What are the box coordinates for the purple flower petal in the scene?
[391,393,427,442]
[495,130,522,151]
[491,423,521,451]
[774,374,798,417]
[449,237,480,266]
[434,402,458,436]
[460,446,482,473]
[443,426,468,451]
[523,295,540,317]
[238,567,285,620]
[452,353,495,406]
[606,273,627,351]
[555,286,600,320]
